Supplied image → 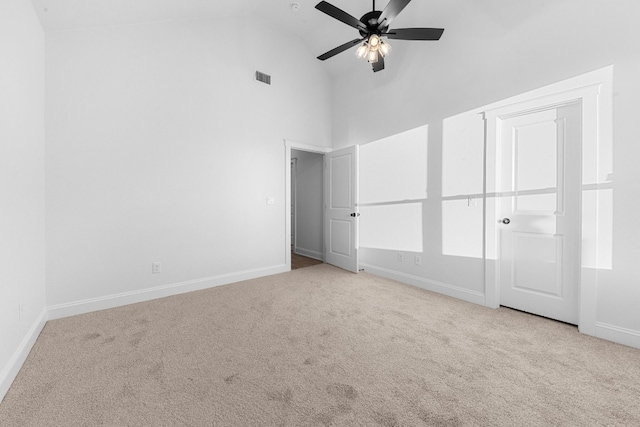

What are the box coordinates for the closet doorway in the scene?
[291,148,325,269]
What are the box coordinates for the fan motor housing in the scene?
[359,10,386,36]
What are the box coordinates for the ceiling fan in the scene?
[315,0,444,72]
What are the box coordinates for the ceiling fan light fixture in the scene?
[355,43,369,59]
[368,34,380,48]
[367,49,379,63]
[379,40,391,57]
[314,0,444,72]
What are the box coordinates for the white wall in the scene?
[359,126,427,254]
[45,16,332,313]
[334,0,640,341]
[0,0,46,399]
[291,149,323,260]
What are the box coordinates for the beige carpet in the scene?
[1,264,640,426]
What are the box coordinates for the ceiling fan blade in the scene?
[385,28,444,40]
[315,1,367,32]
[377,0,412,30]
[372,56,385,72]
[317,38,365,61]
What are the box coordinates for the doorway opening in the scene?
[291,149,324,270]
[284,140,332,271]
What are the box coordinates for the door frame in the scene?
[291,157,297,248]
[494,101,582,324]
[482,75,612,336]
[284,140,332,271]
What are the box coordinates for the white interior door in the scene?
[499,102,581,324]
[324,146,359,273]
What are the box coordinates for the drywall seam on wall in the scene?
[0,308,47,402]
[47,264,287,320]
[360,263,485,306]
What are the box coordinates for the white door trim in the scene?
[482,77,612,337]
[291,158,297,249]
[284,140,332,271]
[495,102,582,324]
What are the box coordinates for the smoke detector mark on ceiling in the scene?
[290,2,301,12]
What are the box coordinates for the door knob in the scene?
[500,218,511,224]
[350,213,360,217]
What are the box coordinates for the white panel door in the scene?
[324,146,359,273]
[499,103,581,324]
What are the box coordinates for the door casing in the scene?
[284,140,331,271]
[496,102,581,324]
[483,81,608,336]
[291,158,297,247]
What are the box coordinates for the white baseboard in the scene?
[595,322,640,349]
[293,246,323,261]
[360,263,486,306]
[0,308,47,403]
[47,264,288,321]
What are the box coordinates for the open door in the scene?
[324,145,359,273]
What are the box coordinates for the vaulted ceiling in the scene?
[29,0,553,76]
[32,0,450,74]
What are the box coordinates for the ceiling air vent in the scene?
[255,71,271,85]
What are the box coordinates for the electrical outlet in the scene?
[397,252,404,262]
[414,255,422,266]
[152,262,162,274]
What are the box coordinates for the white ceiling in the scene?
[29,0,544,76]
[30,0,461,75]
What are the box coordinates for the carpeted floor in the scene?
[1,264,640,426]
